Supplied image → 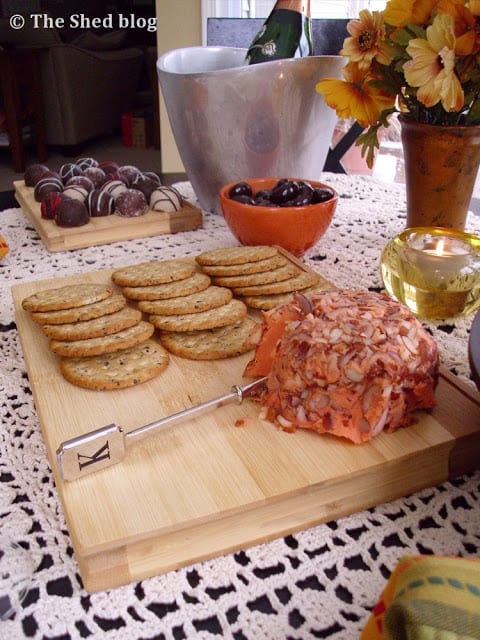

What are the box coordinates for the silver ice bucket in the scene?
[157,46,344,213]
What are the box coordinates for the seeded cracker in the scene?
[60,340,169,390]
[50,321,154,357]
[30,294,127,325]
[196,246,278,266]
[122,272,211,301]
[112,259,196,287]
[41,307,142,341]
[159,317,257,360]
[150,298,247,332]
[232,271,321,297]
[211,263,298,288]
[200,254,287,276]
[137,286,232,315]
[22,284,113,312]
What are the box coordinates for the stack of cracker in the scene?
[195,246,328,311]
[22,283,169,390]
[111,259,257,360]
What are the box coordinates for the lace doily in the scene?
[0,173,479,640]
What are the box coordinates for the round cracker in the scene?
[30,293,127,325]
[60,339,169,390]
[50,321,154,357]
[149,299,247,332]
[122,272,211,301]
[232,271,321,297]
[211,263,297,288]
[241,283,333,310]
[159,317,257,360]
[22,284,113,312]
[137,286,232,315]
[196,246,278,266]
[200,254,287,276]
[41,307,142,341]
[111,259,196,286]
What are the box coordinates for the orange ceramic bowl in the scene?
[219,178,338,257]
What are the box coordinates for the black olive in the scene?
[256,197,277,207]
[231,194,255,205]
[312,187,334,203]
[270,180,300,204]
[229,181,253,199]
[254,188,272,200]
[288,182,314,207]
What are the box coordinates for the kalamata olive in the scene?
[256,197,277,207]
[229,181,253,199]
[254,188,272,200]
[286,182,314,207]
[312,187,334,203]
[270,180,300,204]
[231,194,255,205]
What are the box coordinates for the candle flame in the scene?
[435,238,445,256]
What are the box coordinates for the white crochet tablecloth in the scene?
[0,173,479,640]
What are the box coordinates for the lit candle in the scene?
[381,227,480,319]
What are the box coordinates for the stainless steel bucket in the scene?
[157,46,343,213]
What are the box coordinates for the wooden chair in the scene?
[206,18,362,173]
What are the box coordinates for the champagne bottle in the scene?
[245,0,313,65]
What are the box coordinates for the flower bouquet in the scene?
[316,0,480,169]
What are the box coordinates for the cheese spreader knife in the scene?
[56,376,267,482]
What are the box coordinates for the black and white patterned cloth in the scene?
[1,174,479,640]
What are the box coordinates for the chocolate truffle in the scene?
[59,162,82,183]
[34,173,63,202]
[24,163,50,187]
[143,171,162,185]
[131,173,157,200]
[115,188,148,217]
[98,160,119,176]
[150,186,183,213]
[55,198,89,227]
[101,179,127,201]
[65,175,94,192]
[82,167,106,189]
[87,189,115,217]
[40,192,65,220]
[63,185,88,202]
[117,165,140,186]
[76,157,98,170]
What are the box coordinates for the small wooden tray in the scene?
[11,259,480,592]
[14,180,203,252]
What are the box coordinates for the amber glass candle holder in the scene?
[381,227,480,319]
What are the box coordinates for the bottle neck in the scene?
[272,0,310,15]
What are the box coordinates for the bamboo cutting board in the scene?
[14,181,203,252]
[11,266,480,592]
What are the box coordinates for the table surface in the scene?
[1,173,479,640]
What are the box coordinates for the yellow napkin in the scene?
[0,233,9,260]
[360,554,480,639]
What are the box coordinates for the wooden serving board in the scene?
[14,180,203,252]
[11,265,480,593]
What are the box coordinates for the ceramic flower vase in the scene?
[400,116,480,230]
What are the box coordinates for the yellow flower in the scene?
[383,0,440,28]
[316,62,396,128]
[403,13,464,111]
[340,10,391,70]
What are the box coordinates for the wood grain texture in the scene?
[11,264,480,592]
[14,181,203,252]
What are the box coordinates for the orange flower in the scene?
[383,0,440,27]
[316,0,480,167]
[316,63,396,128]
[340,10,391,70]
[404,13,464,111]
[437,0,480,55]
